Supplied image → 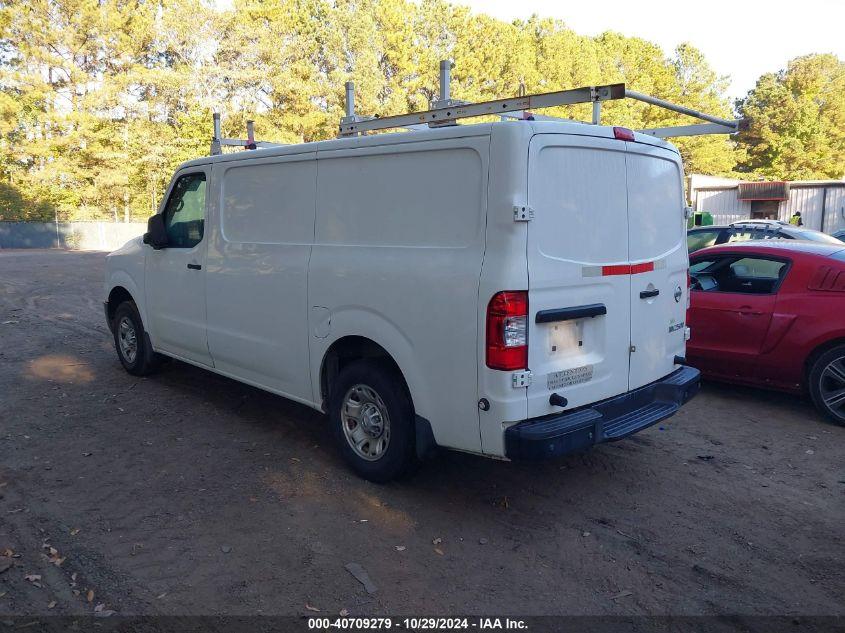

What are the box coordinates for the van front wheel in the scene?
[112,301,162,377]
[329,360,417,482]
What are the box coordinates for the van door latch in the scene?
[513,205,534,222]
[512,370,532,388]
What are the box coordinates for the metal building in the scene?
[688,174,845,233]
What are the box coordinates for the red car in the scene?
[687,240,845,425]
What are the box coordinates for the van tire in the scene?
[808,344,845,426]
[329,360,418,482]
[112,301,162,377]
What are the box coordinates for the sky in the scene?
[455,0,845,99]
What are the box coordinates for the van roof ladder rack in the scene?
[339,60,745,139]
[210,114,287,155]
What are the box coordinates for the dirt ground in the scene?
[0,249,843,620]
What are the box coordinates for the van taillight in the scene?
[486,291,528,370]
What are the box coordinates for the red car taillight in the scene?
[486,291,528,370]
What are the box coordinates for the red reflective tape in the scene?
[600,262,654,276]
[601,264,630,276]
[630,261,655,274]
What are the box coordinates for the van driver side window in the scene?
[163,173,206,248]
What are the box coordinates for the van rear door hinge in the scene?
[513,205,534,222]
[512,370,532,388]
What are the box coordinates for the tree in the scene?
[737,54,845,180]
[0,0,771,222]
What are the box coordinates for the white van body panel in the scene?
[104,120,696,463]
[105,238,147,322]
[309,133,490,452]
[205,152,317,401]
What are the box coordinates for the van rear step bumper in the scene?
[504,366,700,460]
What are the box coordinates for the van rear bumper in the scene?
[504,366,700,460]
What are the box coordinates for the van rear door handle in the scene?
[639,289,659,299]
[187,263,202,270]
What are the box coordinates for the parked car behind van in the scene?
[104,121,699,481]
[688,219,842,253]
[687,240,845,425]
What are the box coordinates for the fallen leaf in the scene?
[71,573,77,582]
[24,574,42,588]
[94,603,104,613]
[47,601,56,609]
[0,592,7,598]
[305,603,320,612]
[432,538,442,545]
[86,589,94,603]
[156,593,167,599]
[70,529,80,536]
[339,608,349,617]
[433,547,444,556]
[394,546,406,552]
[221,545,232,554]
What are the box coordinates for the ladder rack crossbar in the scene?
[637,122,741,139]
[339,83,625,136]
[337,60,743,139]
[624,90,738,130]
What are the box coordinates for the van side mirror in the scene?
[143,214,168,250]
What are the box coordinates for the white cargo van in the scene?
[104,77,719,481]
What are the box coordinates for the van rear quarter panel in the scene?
[308,135,490,453]
[477,124,533,456]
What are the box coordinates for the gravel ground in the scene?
[0,249,842,621]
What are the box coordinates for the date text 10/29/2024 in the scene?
[307,618,529,630]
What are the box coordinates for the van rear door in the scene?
[525,135,632,419]
[525,134,687,419]
[625,144,687,389]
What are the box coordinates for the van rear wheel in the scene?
[808,344,845,426]
[329,360,417,482]
[112,301,162,377]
